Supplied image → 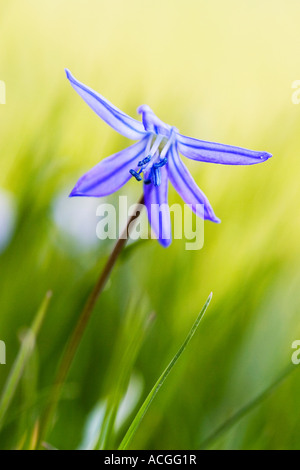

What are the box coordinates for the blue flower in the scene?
[66,70,272,247]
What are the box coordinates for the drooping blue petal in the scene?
[70,137,148,197]
[65,69,147,140]
[168,145,220,223]
[177,134,272,165]
[143,165,171,247]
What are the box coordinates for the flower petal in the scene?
[143,166,171,247]
[137,105,171,137]
[177,134,272,165]
[168,145,220,223]
[70,137,148,197]
[66,69,147,140]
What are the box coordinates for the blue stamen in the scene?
[130,154,167,186]
[129,169,142,181]
[153,167,161,187]
[153,157,168,169]
[144,168,153,185]
[138,156,151,167]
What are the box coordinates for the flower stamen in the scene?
[138,156,151,167]
[130,129,176,186]
[129,169,143,181]
[153,157,168,169]
[153,167,161,186]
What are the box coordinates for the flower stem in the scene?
[38,194,145,445]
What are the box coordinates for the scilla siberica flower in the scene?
[66,70,272,247]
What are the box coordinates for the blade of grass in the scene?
[0,291,52,429]
[118,293,213,450]
[19,342,39,450]
[199,365,297,449]
[95,301,155,450]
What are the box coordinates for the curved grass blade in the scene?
[199,365,296,450]
[0,291,52,429]
[118,293,213,450]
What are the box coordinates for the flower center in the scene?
[129,129,176,187]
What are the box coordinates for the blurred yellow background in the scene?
[0,0,300,450]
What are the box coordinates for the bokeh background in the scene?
[1,0,300,450]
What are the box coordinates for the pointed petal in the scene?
[177,134,272,165]
[70,137,148,197]
[66,69,147,140]
[143,166,171,247]
[168,145,220,223]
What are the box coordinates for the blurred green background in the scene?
[1,0,300,450]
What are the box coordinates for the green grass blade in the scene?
[118,293,213,450]
[0,291,52,429]
[95,301,154,450]
[199,365,296,449]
